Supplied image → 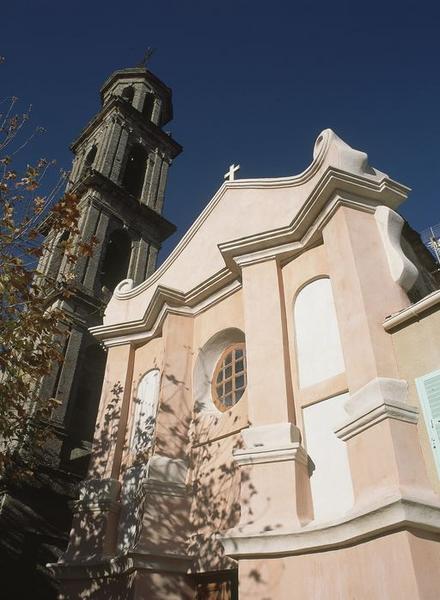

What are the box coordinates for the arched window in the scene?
[131,369,160,454]
[85,145,97,167]
[121,85,134,103]
[122,144,148,199]
[142,94,155,121]
[212,344,247,412]
[78,145,97,182]
[193,328,246,414]
[100,229,132,292]
[294,278,345,388]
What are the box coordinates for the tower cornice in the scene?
[70,96,182,159]
[100,67,174,124]
[71,169,176,244]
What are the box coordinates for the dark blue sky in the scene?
[2,0,440,260]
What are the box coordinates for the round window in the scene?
[211,343,247,412]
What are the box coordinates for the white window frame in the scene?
[130,369,161,454]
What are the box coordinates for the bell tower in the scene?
[39,66,182,474]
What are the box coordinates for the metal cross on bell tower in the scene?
[137,47,156,68]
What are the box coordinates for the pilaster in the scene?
[73,201,102,286]
[225,257,313,540]
[128,237,150,286]
[89,343,136,480]
[146,245,158,278]
[335,377,439,508]
[146,149,162,211]
[154,157,169,213]
[153,313,194,460]
[323,205,439,510]
[110,124,130,185]
[323,206,408,393]
[100,117,122,179]
[81,208,110,293]
[240,257,294,425]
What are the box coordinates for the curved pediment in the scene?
[93,129,409,343]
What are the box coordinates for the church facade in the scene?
[52,78,440,598]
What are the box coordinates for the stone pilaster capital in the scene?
[335,377,419,441]
[234,422,309,467]
[72,477,121,513]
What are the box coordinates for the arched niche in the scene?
[121,85,135,103]
[100,229,132,293]
[45,229,70,281]
[78,144,97,182]
[142,93,155,121]
[122,143,148,200]
[84,144,97,167]
[293,277,345,388]
[193,328,245,414]
[130,369,161,454]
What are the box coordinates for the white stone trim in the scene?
[144,480,188,497]
[234,444,308,467]
[112,130,382,300]
[335,377,418,441]
[92,275,241,347]
[242,422,302,447]
[92,182,407,346]
[111,129,408,302]
[92,129,411,345]
[221,495,440,558]
[383,288,440,331]
[374,205,419,292]
[234,423,309,467]
[335,400,418,441]
[49,551,194,580]
[147,454,188,485]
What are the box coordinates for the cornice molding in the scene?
[234,422,309,467]
[91,189,398,345]
[71,96,181,157]
[91,275,241,347]
[383,288,440,331]
[335,377,419,441]
[49,551,194,580]
[234,444,309,467]
[112,157,408,304]
[335,399,418,442]
[91,130,411,345]
[221,495,440,559]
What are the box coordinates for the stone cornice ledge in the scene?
[234,444,308,467]
[111,129,409,304]
[49,551,194,580]
[91,182,404,346]
[383,288,440,331]
[91,275,241,346]
[335,399,418,442]
[221,169,408,272]
[221,496,440,559]
[234,422,309,467]
[335,377,418,442]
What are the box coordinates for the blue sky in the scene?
[2,0,440,260]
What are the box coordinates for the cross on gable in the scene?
[224,163,240,182]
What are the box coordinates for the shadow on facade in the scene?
[51,360,280,599]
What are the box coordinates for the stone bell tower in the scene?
[39,66,182,475]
